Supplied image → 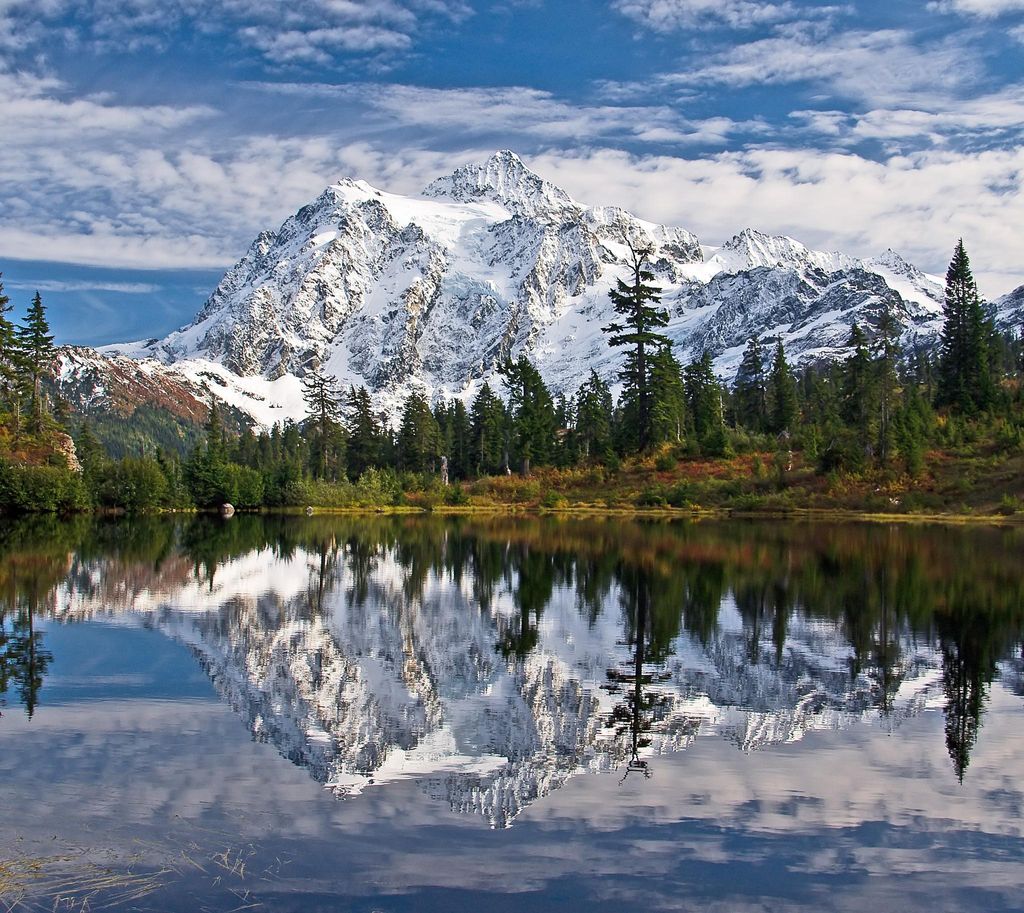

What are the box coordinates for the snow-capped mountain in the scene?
[54,150,1017,428]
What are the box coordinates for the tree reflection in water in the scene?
[1,514,1022,806]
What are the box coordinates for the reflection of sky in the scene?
[31,618,216,704]
[2,619,1024,912]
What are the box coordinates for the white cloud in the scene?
[1,59,1020,301]
[6,279,161,293]
[928,0,1024,16]
[244,80,763,145]
[0,0,469,64]
[526,146,1024,297]
[675,28,976,106]
[0,72,213,138]
[788,85,1024,150]
[238,25,412,64]
[612,0,843,31]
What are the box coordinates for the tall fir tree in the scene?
[767,340,798,434]
[572,370,614,461]
[345,386,384,480]
[603,241,670,451]
[397,390,442,473]
[501,355,556,475]
[937,240,994,414]
[684,351,723,441]
[302,368,345,480]
[15,291,55,433]
[447,399,472,479]
[0,274,22,430]
[734,336,767,431]
[648,348,689,446]
[873,307,902,465]
[841,322,874,435]
[469,382,507,475]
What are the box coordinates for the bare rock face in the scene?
[53,432,81,472]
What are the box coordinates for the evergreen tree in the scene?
[572,371,614,462]
[502,356,556,475]
[648,348,688,446]
[15,291,55,433]
[0,274,22,426]
[684,351,723,442]
[767,341,798,434]
[873,306,901,465]
[937,240,994,414]
[841,322,874,436]
[734,336,767,431]
[205,399,226,463]
[302,368,345,480]
[447,399,472,479]
[603,241,670,451]
[397,390,441,473]
[469,382,507,475]
[345,386,384,480]
[893,383,931,477]
[73,419,107,495]
[184,399,229,506]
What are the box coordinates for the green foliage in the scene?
[15,291,56,433]
[0,274,22,426]
[78,405,206,459]
[302,368,345,480]
[0,458,87,513]
[648,348,688,448]
[398,390,442,473]
[937,240,995,414]
[684,352,724,444]
[96,457,170,510]
[502,355,556,474]
[444,484,470,506]
[345,385,386,480]
[571,371,614,463]
[734,336,767,432]
[470,381,508,476]
[603,242,670,451]
[767,340,798,434]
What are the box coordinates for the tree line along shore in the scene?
[1,240,1022,518]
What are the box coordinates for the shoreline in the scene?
[261,503,1024,526]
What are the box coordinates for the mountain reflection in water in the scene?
[2,514,1023,827]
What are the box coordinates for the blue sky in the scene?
[1,0,1022,345]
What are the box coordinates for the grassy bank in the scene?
[410,443,1024,522]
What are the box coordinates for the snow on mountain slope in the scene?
[64,150,1015,429]
[995,284,1024,332]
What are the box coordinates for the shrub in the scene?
[96,457,170,510]
[997,494,1023,515]
[700,427,732,458]
[540,489,567,509]
[665,482,695,508]
[654,450,676,472]
[0,459,88,513]
[636,486,668,507]
[444,485,470,506]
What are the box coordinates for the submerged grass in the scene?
[0,831,290,912]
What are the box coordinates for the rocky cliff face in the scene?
[55,151,1018,428]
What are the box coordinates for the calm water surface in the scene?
[1,514,1023,912]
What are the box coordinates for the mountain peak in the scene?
[719,228,852,273]
[422,150,577,217]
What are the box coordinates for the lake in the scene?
[1,514,1023,912]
